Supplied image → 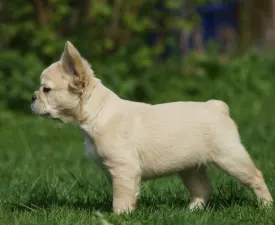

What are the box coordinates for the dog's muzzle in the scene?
[32,94,37,102]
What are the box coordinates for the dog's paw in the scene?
[189,200,206,211]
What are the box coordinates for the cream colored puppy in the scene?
[31,41,273,213]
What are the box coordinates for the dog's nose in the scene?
[32,94,37,102]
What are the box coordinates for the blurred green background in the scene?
[1,0,275,113]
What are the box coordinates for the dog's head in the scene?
[31,41,95,122]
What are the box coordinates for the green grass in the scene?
[0,104,275,225]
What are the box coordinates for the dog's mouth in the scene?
[30,104,50,117]
[40,113,51,117]
[31,105,53,119]
[31,109,51,118]
[40,112,61,122]
[31,107,61,122]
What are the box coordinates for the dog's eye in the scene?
[43,87,51,93]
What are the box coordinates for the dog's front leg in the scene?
[109,165,141,214]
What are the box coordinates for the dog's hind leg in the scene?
[179,166,212,210]
[213,141,273,207]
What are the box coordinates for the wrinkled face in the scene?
[31,41,92,122]
[31,62,79,121]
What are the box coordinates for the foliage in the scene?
[0,0,274,113]
[0,0,186,111]
[1,47,275,113]
[0,0,187,63]
[0,51,43,111]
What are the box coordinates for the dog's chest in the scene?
[84,136,103,168]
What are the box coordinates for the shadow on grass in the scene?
[8,194,113,213]
[7,182,259,213]
[207,194,258,211]
[138,194,257,212]
[208,183,259,210]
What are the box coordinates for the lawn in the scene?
[0,102,275,225]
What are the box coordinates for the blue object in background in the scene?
[197,1,239,43]
[147,1,239,57]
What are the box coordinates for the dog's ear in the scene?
[61,41,84,76]
[61,41,92,93]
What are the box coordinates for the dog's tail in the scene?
[207,100,230,116]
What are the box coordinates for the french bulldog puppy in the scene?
[31,41,273,213]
